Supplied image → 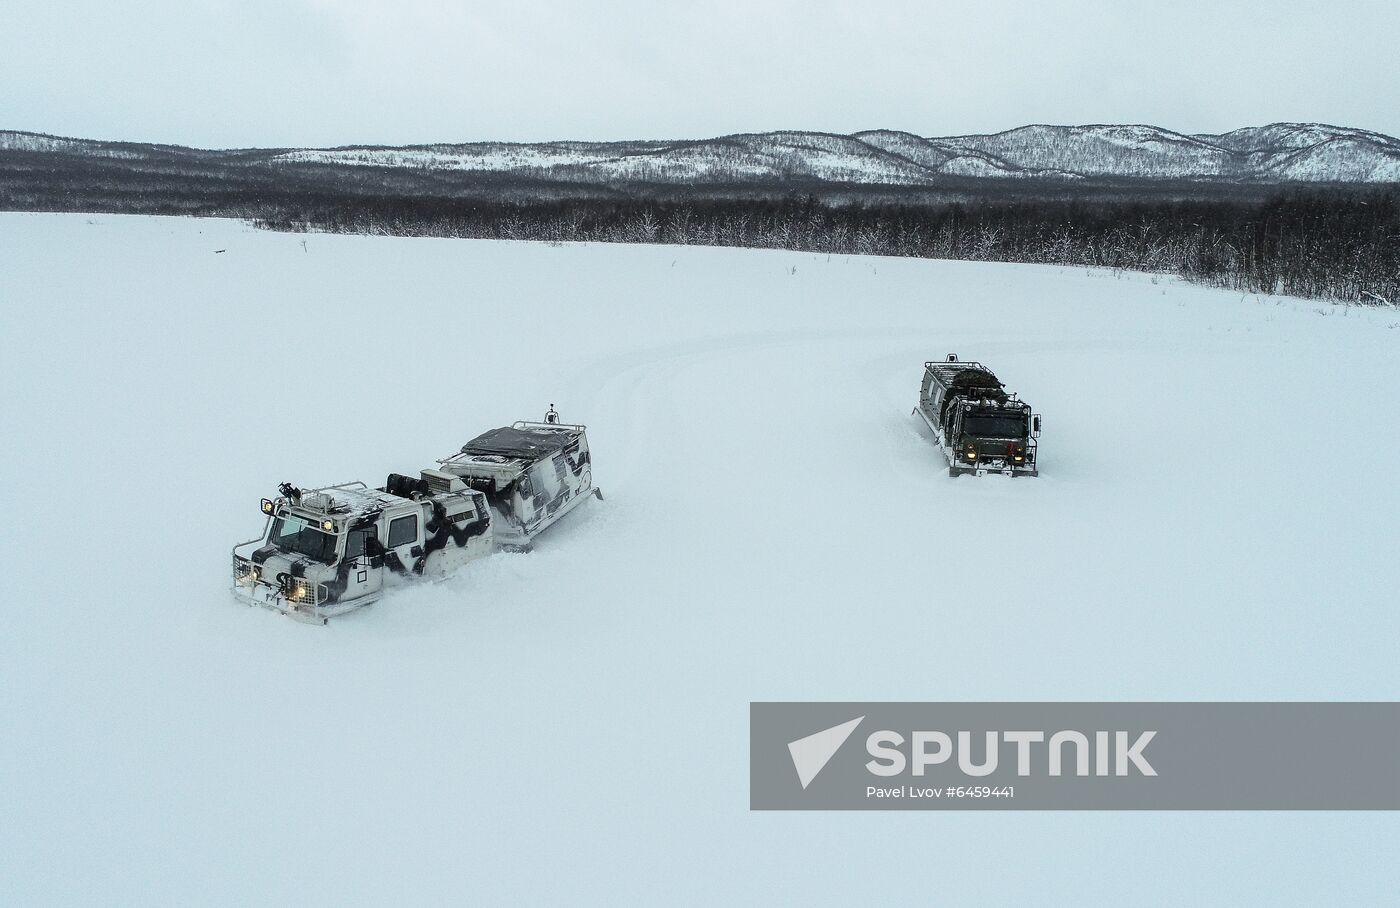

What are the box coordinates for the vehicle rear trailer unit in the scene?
[436,417,601,552]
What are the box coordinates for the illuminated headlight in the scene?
[261,498,274,515]
[1013,454,1025,462]
[965,449,978,461]
[321,520,334,532]
[233,557,260,584]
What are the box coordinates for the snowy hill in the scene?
[4,121,1399,187]
[268,121,1400,184]
[2,214,1398,905]
[272,131,948,184]
[929,124,1239,178]
[266,122,1400,184]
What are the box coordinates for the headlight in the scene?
[234,557,259,584]
[965,449,978,461]
[261,498,274,515]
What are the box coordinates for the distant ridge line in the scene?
[3,121,1399,184]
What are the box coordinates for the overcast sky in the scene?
[3,0,1397,147]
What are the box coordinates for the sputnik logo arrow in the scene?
[787,716,864,789]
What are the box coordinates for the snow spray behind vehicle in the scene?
[231,408,602,624]
[914,356,1042,477]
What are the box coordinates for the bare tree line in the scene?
[257,190,1400,305]
[2,147,1393,304]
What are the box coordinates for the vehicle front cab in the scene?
[949,403,1041,476]
[231,483,395,623]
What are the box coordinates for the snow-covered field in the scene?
[2,213,1397,904]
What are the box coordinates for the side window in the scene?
[388,514,418,548]
[345,527,374,560]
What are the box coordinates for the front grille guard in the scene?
[955,438,1037,467]
[232,552,331,622]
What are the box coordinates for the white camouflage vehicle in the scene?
[232,409,601,624]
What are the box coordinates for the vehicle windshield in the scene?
[267,513,339,563]
[963,412,1027,439]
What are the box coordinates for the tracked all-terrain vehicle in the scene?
[231,409,601,623]
[915,355,1041,477]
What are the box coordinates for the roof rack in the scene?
[924,360,1001,388]
[512,420,586,432]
